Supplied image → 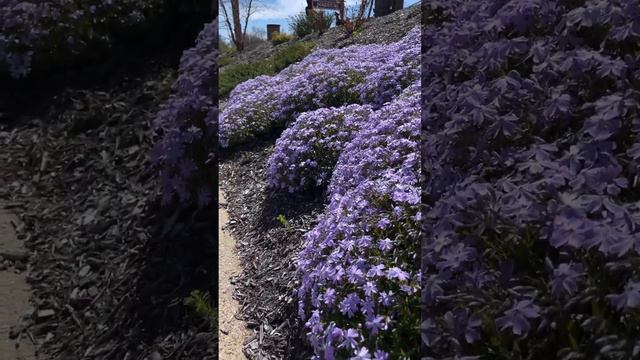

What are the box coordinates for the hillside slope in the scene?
[219,7,420,359]
[220,4,419,70]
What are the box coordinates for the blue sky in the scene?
[220,0,420,43]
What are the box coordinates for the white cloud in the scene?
[251,0,306,20]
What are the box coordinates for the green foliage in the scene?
[184,290,216,331]
[271,32,293,45]
[219,45,236,67]
[219,39,233,52]
[219,41,315,97]
[220,61,273,97]
[276,214,292,229]
[271,41,315,72]
[289,12,333,38]
[289,13,313,38]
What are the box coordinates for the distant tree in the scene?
[250,26,267,39]
[219,0,266,51]
[340,0,372,34]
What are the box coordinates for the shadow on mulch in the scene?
[0,4,211,124]
[257,189,324,232]
[131,202,218,347]
[0,31,217,359]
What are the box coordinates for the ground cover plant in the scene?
[0,0,166,78]
[266,104,374,192]
[219,41,236,67]
[271,32,294,45]
[219,41,316,97]
[297,83,422,359]
[220,23,421,358]
[219,27,419,148]
[151,19,217,207]
[421,0,640,358]
[289,11,334,38]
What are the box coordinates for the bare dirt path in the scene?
[218,190,249,359]
[0,203,35,360]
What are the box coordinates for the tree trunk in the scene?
[231,0,243,51]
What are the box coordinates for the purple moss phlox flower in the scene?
[607,281,640,310]
[495,300,541,335]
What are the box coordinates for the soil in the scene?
[218,190,250,359]
[0,271,35,360]
[0,203,35,360]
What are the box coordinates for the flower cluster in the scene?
[219,27,420,148]
[0,0,163,77]
[329,83,420,198]
[150,19,217,207]
[355,31,420,108]
[422,0,640,358]
[225,27,421,357]
[266,104,373,192]
[297,85,422,358]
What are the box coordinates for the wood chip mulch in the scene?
[220,140,325,360]
[0,58,216,360]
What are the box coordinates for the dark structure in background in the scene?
[267,24,281,40]
[374,0,403,17]
[306,0,314,15]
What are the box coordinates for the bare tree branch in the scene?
[220,0,270,51]
[220,0,236,46]
[356,0,369,20]
[242,0,253,42]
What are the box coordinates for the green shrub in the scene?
[219,54,234,67]
[289,12,333,38]
[271,32,293,45]
[271,41,315,72]
[220,60,274,97]
[219,46,236,67]
[219,41,315,97]
[289,13,313,38]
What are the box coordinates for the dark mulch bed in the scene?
[220,140,325,359]
[0,57,215,359]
